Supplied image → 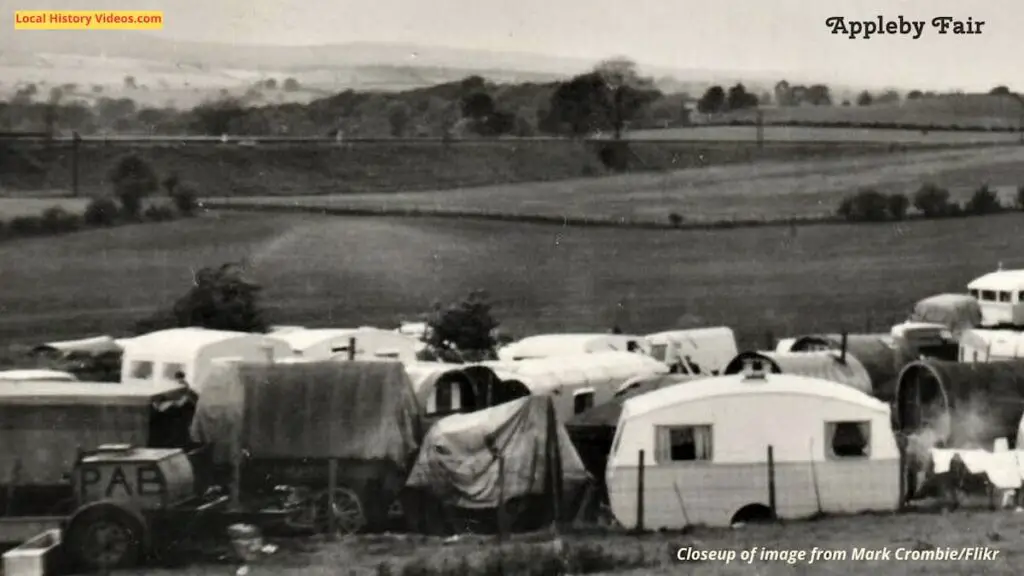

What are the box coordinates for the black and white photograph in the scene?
[0,0,1022,573]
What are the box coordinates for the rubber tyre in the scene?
[64,504,145,572]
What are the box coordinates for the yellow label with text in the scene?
[14,10,164,30]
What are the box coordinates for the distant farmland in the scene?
[208,146,1024,223]
[630,125,1021,144]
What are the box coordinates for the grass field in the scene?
[631,125,1022,144]
[133,510,1024,576]
[209,146,1024,223]
[706,95,1024,131]
[0,139,947,199]
[0,210,1015,348]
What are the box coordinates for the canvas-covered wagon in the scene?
[484,351,669,422]
[403,395,591,534]
[908,294,981,337]
[403,362,530,425]
[722,350,874,396]
[190,360,423,533]
[0,381,197,543]
[781,334,914,401]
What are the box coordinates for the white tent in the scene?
[606,365,900,529]
[120,328,292,391]
[497,333,649,361]
[483,351,669,422]
[274,327,419,363]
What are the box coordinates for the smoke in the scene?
[903,396,1004,467]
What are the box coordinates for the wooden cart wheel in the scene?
[316,487,367,535]
[65,504,144,571]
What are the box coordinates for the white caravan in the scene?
[274,327,419,363]
[120,328,292,391]
[606,360,900,529]
[968,268,1024,327]
[959,329,1024,362]
[484,351,669,422]
[645,327,738,375]
[497,333,649,361]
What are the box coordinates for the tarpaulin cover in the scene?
[910,294,981,336]
[895,359,1024,447]
[405,395,590,509]
[190,361,422,467]
[0,382,191,486]
[723,350,874,396]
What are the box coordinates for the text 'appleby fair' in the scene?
[825,16,985,39]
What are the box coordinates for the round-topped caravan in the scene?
[606,359,900,529]
[967,267,1024,328]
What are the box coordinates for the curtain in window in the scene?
[692,426,712,460]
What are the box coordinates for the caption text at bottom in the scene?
[677,546,1000,564]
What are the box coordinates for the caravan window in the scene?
[656,425,713,462]
[573,389,595,414]
[162,363,185,380]
[827,421,870,458]
[428,380,462,415]
[981,290,997,301]
[1000,291,1013,303]
[650,344,668,362]
[130,361,153,379]
[1018,291,1024,303]
[969,289,980,299]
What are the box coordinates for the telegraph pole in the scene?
[71,131,81,198]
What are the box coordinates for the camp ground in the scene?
[496,333,650,361]
[605,362,901,529]
[119,328,294,391]
[483,351,670,422]
[272,327,420,363]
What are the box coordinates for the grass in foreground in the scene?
[210,146,1024,223]
[0,211,1015,348]
[137,510,1024,576]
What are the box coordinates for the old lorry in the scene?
[2,360,424,572]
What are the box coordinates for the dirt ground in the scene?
[134,509,1024,576]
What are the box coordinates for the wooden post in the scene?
[327,459,338,535]
[756,110,764,149]
[71,131,80,198]
[635,450,645,532]
[230,455,242,511]
[496,452,506,542]
[348,337,356,361]
[767,445,777,516]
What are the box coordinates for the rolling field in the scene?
[137,510,1024,576]
[0,139,941,199]
[210,146,1024,223]
[0,211,1016,348]
[631,125,1022,144]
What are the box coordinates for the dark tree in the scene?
[856,91,873,106]
[190,98,246,135]
[544,58,660,138]
[108,154,158,218]
[697,86,726,114]
[426,290,499,354]
[135,262,268,334]
[461,92,495,120]
[726,83,758,110]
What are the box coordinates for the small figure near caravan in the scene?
[274,327,419,363]
[120,328,293,392]
[606,360,901,530]
[645,327,737,376]
[497,333,649,362]
[959,329,1024,363]
[483,351,669,422]
[967,267,1024,327]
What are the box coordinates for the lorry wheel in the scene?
[65,504,145,571]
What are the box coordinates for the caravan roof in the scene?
[0,380,187,406]
[485,351,668,395]
[621,372,887,423]
[499,333,645,360]
[124,328,260,358]
[968,270,1024,292]
[274,328,360,352]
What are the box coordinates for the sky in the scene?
[7,0,1022,90]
